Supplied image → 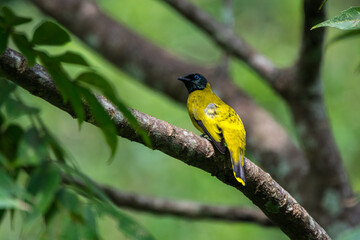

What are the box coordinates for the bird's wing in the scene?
[193,103,226,154]
[195,119,226,154]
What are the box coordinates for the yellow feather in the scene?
[187,83,246,185]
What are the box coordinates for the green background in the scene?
[1,0,360,239]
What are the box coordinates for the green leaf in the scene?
[0,27,9,55]
[37,51,69,101]
[0,169,17,198]
[0,124,24,161]
[0,153,7,166]
[312,7,360,30]
[75,72,118,99]
[62,218,80,240]
[5,98,40,119]
[57,188,96,237]
[43,197,59,224]
[36,118,67,163]
[21,211,43,239]
[0,198,30,211]
[14,127,47,167]
[79,88,118,157]
[0,113,4,128]
[32,21,70,46]
[0,209,6,224]
[44,130,67,163]
[0,6,31,27]
[83,205,99,239]
[0,78,16,107]
[12,32,36,66]
[0,16,4,27]
[27,163,61,213]
[0,169,29,201]
[57,163,111,204]
[37,51,85,124]
[60,166,150,239]
[96,203,154,240]
[76,72,151,148]
[57,188,79,213]
[54,51,89,66]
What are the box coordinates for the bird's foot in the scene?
[200,133,212,141]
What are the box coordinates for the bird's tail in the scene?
[230,149,245,186]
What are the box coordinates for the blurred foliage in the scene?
[337,226,360,240]
[0,6,150,154]
[0,0,360,240]
[326,30,360,47]
[0,5,153,240]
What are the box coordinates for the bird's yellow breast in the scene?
[185,82,246,185]
[187,83,246,147]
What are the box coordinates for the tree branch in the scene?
[62,174,272,226]
[28,0,308,195]
[285,0,360,227]
[0,48,330,239]
[159,0,360,228]
[296,0,326,89]
[160,0,281,87]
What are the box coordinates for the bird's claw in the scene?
[200,133,212,141]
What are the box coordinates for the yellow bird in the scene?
[178,73,246,185]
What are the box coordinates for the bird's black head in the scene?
[177,73,208,93]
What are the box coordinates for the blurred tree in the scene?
[0,0,359,239]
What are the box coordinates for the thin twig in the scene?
[62,173,273,226]
[161,0,281,87]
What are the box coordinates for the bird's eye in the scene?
[194,75,199,80]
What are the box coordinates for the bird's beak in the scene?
[177,77,190,82]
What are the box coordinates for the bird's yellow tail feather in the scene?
[230,151,245,186]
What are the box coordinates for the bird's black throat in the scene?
[178,73,208,94]
[183,81,206,93]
